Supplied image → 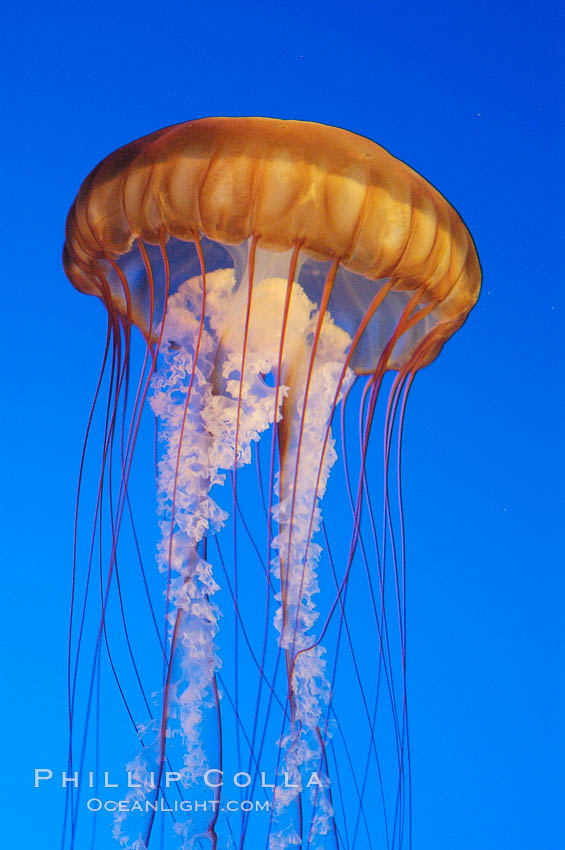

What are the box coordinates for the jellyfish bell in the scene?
[63,117,480,850]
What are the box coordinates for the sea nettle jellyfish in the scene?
[62,117,480,850]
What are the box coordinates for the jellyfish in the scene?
[62,117,480,850]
